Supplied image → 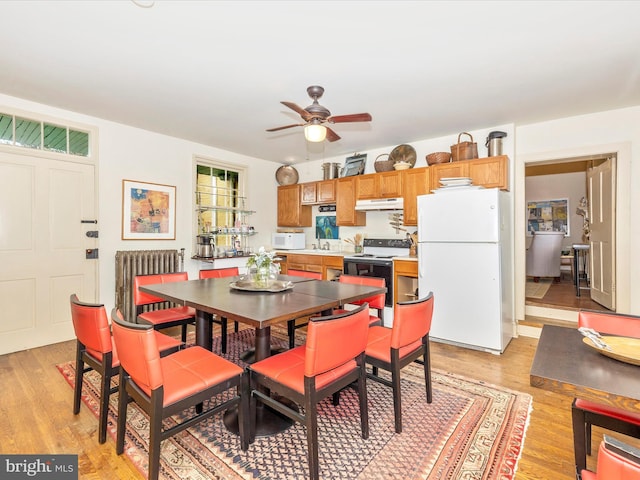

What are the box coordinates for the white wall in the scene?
[515,105,640,319]
[0,93,278,314]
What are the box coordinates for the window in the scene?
[0,112,90,157]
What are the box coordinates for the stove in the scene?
[343,239,411,321]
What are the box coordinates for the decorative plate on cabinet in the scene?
[275,165,299,185]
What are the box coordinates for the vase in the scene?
[252,265,277,288]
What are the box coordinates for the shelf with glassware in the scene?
[195,186,256,258]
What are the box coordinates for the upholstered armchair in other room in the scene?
[526,231,565,282]
[581,436,640,480]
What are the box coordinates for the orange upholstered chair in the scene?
[199,267,240,353]
[246,304,370,480]
[286,269,323,348]
[572,310,640,476]
[69,294,181,444]
[332,274,386,327]
[111,309,247,480]
[134,272,196,343]
[581,436,640,480]
[365,292,434,433]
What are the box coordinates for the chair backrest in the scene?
[199,267,239,279]
[287,269,322,280]
[338,274,385,310]
[70,294,112,356]
[592,437,640,479]
[305,303,370,378]
[111,308,163,396]
[133,272,189,307]
[390,292,434,350]
[579,310,640,338]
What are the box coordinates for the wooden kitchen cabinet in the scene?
[429,155,509,191]
[336,177,366,226]
[356,170,403,199]
[301,180,336,205]
[394,258,418,304]
[277,184,312,227]
[402,167,430,226]
[281,253,343,280]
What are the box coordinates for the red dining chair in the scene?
[70,294,181,444]
[572,310,640,476]
[246,304,370,480]
[581,436,640,480]
[365,292,434,433]
[332,274,386,327]
[199,267,240,353]
[134,272,196,343]
[111,309,248,480]
[286,269,323,348]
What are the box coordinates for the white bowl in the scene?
[393,161,411,170]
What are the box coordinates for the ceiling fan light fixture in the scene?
[304,124,327,142]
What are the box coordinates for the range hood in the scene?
[355,197,404,211]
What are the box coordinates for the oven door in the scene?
[342,258,393,307]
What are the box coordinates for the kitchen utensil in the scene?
[275,165,299,185]
[196,234,215,258]
[485,131,507,157]
[393,161,411,170]
[389,144,417,167]
[321,162,341,180]
[450,132,478,162]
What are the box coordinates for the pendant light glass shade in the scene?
[304,124,327,142]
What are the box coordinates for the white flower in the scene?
[246,246,281,272]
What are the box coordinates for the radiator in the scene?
[115,249,185,322]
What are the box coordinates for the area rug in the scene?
[525,279,552,299]
[58,329,531,479]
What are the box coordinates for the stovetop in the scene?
[344,238,411,260]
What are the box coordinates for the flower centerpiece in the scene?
[246,247,281,288]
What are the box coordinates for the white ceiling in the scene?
[2,1,639,165]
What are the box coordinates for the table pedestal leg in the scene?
[196,310,213,350]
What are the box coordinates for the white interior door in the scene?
[0,151,97,355]
[588,158,615,310]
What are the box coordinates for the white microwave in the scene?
[271,232,306,250]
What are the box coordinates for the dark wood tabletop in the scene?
[530,324,640,411]
[140,275,386,359]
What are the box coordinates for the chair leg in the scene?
[391,363,403,434]
[98,367,111,444]
[180,324,188,343]
[148,392,164,480]
[116,370,129,455]
[358,365,369,439]
[234,321,239,332]
[305,397,320,480]
[73,344,84,415]
[424,343,432,403]
[239,375,250,451]
[571,400,588,476]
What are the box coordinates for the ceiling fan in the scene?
[266,85,372,142]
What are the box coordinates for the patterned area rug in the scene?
[525,279,552,299]
[58,329,531,479]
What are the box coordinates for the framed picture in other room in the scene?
[122,179,176,240]
[341,153,367,177]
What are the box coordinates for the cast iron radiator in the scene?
[115,248,185,322]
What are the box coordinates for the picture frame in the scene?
[527,198,569,236]
[122,180,176,240]
[315,215,339,239]
[340,153,367,177]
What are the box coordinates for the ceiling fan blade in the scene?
[327,113,372,123]
[281,101,313,121]
[266,123,303,132]
[325,126,341,142]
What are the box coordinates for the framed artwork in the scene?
[316,215,339,239]
[341,153,367,177]
[122,180,176,240]
[527,198,569,236]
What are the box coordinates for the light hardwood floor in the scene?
[0,327,629,479]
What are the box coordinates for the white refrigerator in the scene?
[417,188,513,353]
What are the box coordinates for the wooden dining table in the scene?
[530,324,640,412]
[140,274,386,436]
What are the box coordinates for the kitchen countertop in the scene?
[276,249,345,256]
[393,255,418,261]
